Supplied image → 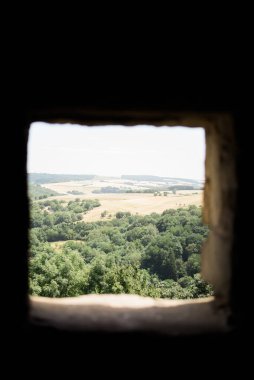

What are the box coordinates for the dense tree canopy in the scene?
[29,200,213,299]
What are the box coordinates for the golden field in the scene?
[41,179,203,222]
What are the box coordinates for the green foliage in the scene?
[141,234,181,280]
[188,274,214,298]
[126,224,158,246]
[30,199,100,234]
[178,276,194,288]
[29,249,89,297]
[29,204,212,299]
[101,210,107,218]
[186,254,201,276]
[115,211,131,219]
[158,280,191,299]
[28,183,61,200]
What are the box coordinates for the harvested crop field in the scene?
[41,180,203,222]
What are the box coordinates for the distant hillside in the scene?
[29,173,95,184]
[121,175,202,186]
[122,175,165,182]
[167,177,203,185]
[28,183,61,200]
[168,185,194,191]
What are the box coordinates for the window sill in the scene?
[29,294,230,336]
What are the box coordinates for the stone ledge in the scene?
[30,295,230,335]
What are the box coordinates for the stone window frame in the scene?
[28,108,236,336]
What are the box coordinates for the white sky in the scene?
[27,122,206,180]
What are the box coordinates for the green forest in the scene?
[29,199,213,299]
[28,183,62,200]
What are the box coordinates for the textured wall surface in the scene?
[3,85,249,371]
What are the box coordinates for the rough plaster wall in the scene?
[202,115,236,304]
[27,111,236,331]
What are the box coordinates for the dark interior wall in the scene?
[3,81,250,368]
[4,113,29,330]
[231,111,250,331]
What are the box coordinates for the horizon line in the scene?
[28,172,204,182]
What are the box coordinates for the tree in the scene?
[102,264,160,297]
[186,254,201,276]
[178,276,194,288]
[126,225,158,246]
[29,249,89,297]
[158,279,191,299]
[87,258,108,293]
[141,235,181,280]
[29,197,211,299]
[189,274,214,298]
[116,211,131,219]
